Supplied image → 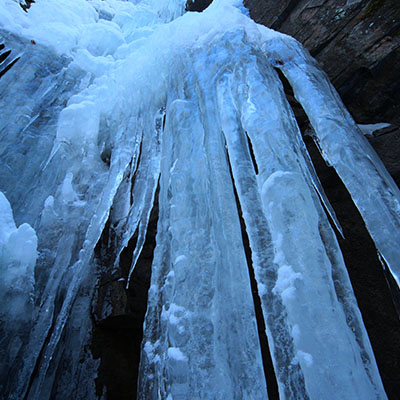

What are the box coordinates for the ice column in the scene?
[139,95,268,398]
[212,30,386,399]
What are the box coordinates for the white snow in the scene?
[296,350,314,367]
[291,324,301,343]
[174,255,187,264]
[168,347,187,362]
[0,192,37,273]
[272,265,302,302]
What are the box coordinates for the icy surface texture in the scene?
[267,42,400,292]
[139,96,267,399]
[0,0,397,399]
[0,192,37,389]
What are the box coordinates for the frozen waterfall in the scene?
[0,0,399,399]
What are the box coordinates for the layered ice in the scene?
[0,0,398,399]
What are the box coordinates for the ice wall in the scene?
[0,192,37,391]
[0,0,398,399]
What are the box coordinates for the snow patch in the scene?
[174,255,187,264]
[297,350,313,367]
[272,264,302,302]
[0,192,37,269]
[291,324,301,342]
[257,282,267,297]
[168,347,187,362]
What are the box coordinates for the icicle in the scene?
[126,111,163,288]
[0,0,396,398]
[215,31,386,399]
[139,88,267,399]
[269,37,400,300]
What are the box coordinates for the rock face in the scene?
[186,0,213,12]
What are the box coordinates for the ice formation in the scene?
[0,192,37,389]
[0,0,399,398]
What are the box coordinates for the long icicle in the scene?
[269,37,400,301]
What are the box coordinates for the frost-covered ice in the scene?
[0,192,37,315]
[0,192,37,389]
[0,0,397,399]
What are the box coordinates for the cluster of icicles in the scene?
[0,0,399,399]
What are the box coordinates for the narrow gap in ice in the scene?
[23,306,56,400]
[155,106,166,135]
[126,175,161,289]
[377,252,400,316]
[0,55,20,78]
[225,147,279,400]
[120,180,159,286]
[130,141,143,206]
[245,132,259,175]
[126,181,158,288]
[0,48,11,63]
[119,225,140,277]
[94,216,116,266]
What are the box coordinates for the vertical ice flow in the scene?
[0,0,396,399]
[214,31,385,399]
[267,37,400,296]
[139,79,268,399]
